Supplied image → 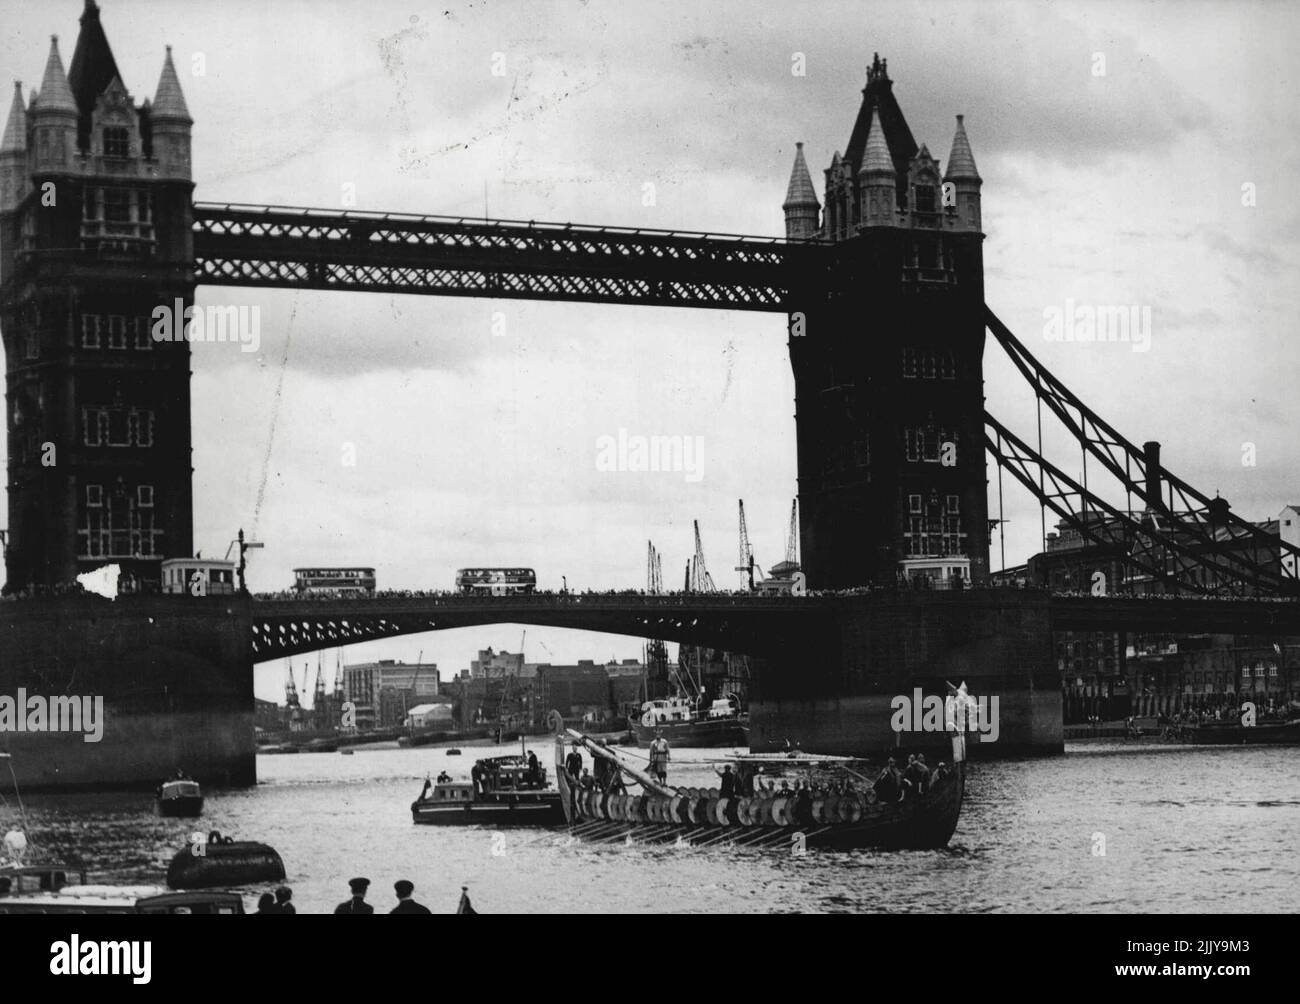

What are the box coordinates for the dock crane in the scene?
[495,631,525,737]
[689,520,716,592]
[769,499,800,578]
[735,499,759,591]
[646,540,664,594]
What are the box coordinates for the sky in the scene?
[2,0,1297,704]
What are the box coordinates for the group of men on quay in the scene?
[249,878,475,914]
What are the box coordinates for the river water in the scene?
[4,741,1297,914]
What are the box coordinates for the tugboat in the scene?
[632,693,749,748]
[410,753,565,826]
[156,775,204,817]
[556,729,966,851]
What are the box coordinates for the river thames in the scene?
[6,741,1297,914]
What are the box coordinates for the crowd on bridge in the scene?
[3,578,1297,605]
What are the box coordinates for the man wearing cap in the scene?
[390,879,432,914]
[274,886,296,915]
[334,877,374,914]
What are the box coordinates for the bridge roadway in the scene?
[249,589,1300,661]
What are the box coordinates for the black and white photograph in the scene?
[0,0,1294,969]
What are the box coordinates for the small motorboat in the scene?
[411,756,564,826]
[166,831,285,890]
[339,748,355,756]
[446,748,462,756]
[157,779,204,818]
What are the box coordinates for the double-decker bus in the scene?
[292,567,376,598]
[454,568,536,596]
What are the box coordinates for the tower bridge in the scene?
[1,3,1296,785]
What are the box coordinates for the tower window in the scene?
[81,407,155,447]
[103,127,129,159]
[87,484,103,507]
[137,485,154,507]
[132,317,152,350]
[83,409,102,446]
[909,494,922,514]
[103,189,130,223]
[914,185,936,213]
[81,314,101,348]
[947,495,960,513]
[108,315,127,349]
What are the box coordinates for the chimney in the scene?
[1143,441,1162,510]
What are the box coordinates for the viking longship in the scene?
[554,729,965,851]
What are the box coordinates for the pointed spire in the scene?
[944,114,980,182]
[860,108,893,177]
[782,142,819,210]
[68,0,122,113]
[152,46,190,121]
[1,82,26,153]
[37,36,77,115]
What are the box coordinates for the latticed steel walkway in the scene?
[193,203,826,311]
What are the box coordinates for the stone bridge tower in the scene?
[783,54,989,590]
[0,0,195,591]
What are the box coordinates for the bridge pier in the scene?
[0,595,255,791]
[748,590,1063,758]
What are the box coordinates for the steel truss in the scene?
[985,306,1300,595]
[193,203,822,311]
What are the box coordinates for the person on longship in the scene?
[648,731,671,783]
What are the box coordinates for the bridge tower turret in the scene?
[781,143,820,240]
[787,53,990,589]
[0,1,196,591]
[943,114,982,233]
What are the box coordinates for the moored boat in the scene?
[633,694,749,748]
[557,729,966,851]
[410,754,565,826]
[156,778,204,817]
[165,831,285,889]
[0,865,244,914]
[1189,719,1300,745]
